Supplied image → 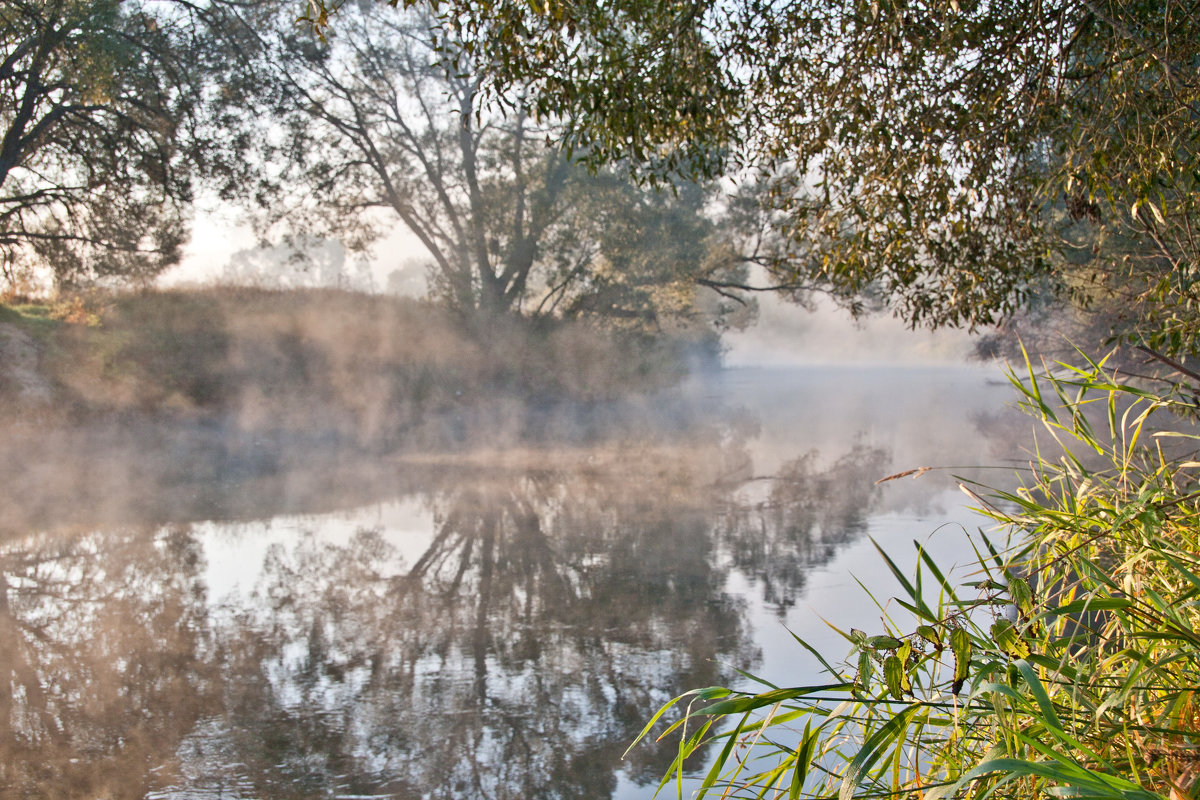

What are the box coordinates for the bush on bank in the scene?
[0,287,715,443]
[635,350,1200,800]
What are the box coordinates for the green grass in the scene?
[0,301,62,340]
[631,348,1200,800]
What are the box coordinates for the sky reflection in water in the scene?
[0,365,1027,799]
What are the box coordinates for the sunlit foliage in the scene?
[307,0,1200,349]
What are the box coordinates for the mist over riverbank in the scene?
[0,287,722,437]
[0,285,1024,546]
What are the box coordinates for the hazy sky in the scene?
[163,211,431,293]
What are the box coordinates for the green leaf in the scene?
[838,704,922,800]
[992,619,1031,658]
[917,624,943,650]
[872,539,931,617]
[868,635,902,650]
[790,723,820,799]
[968,757,1158,799]
[1043,597,1133,616]
[1013,659,1063,733]
[624,691,690,757]
[951,627,971,693]
[696,683,855,717]
[699,711,750,794]
[883,655,910,699]
[858,650,873,688]
[1008,576,1034,614]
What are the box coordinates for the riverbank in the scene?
[0,287,715,445]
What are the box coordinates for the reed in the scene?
[630,348,1200,800]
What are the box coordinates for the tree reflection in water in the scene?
[0,527,216,800]
[0,438,906,799]
[720,444,891,613]
[195,452,758,799]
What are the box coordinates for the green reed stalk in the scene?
[628,348,1200,800]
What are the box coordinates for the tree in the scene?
[0,1,251,289]
[235,3,749,325]
[307,0,1200,350]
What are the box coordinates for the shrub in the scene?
[25,287,702,443]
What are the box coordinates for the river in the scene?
[0,364,1028,799]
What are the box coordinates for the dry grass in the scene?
[2,286,698,446]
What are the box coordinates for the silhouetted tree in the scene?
[0,1,251,289]
[228,3,750,326]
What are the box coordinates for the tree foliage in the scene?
[0,1,241,288]
[307,0,1200,349]
[233,3,748,327]
[0,0,180,284]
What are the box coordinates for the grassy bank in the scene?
[634,351,1200,799]
[0,287,713,446]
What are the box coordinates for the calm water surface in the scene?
[0,366,1029,799]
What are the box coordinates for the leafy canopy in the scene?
[0,0,257,289]
[306,0,1200,349]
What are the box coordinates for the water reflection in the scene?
[188,461,756,799]
[0,526,216,799]
[0,367,1022,798]
[721,444,890,613]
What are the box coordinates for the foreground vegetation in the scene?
[632,352,1200,798]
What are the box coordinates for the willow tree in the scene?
[306,0,1200,350]
[233,3,748,326]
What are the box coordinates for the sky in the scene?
[162,211,430,294]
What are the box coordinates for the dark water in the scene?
[0,366,1028,799]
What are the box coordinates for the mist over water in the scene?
[0,322,1030,799]
[725,292,978,367]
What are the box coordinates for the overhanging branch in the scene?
[695,276,819,305]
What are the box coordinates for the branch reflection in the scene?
[0,527,216,799]
[0,398,1000,798]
